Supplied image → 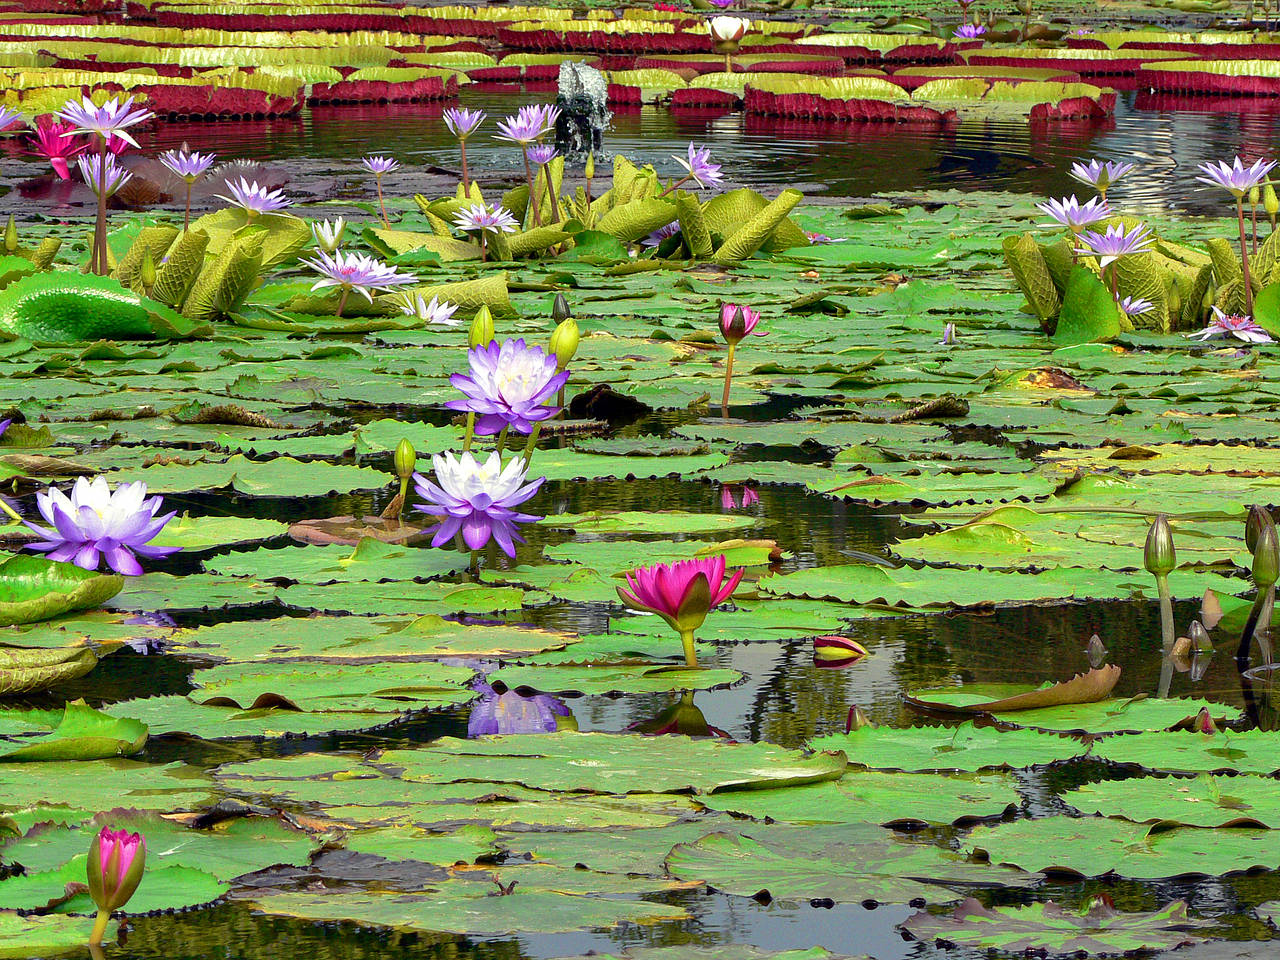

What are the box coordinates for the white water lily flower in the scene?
[311,217,346,254]
[708,15,750,42]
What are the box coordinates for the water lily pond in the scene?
[7,1,1280,959]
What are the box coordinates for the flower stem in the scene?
[724,52,733,73]
[396,476,409,519]
[679,629,698,669]
[1239,197,1256,316]
[1156,572,1174,698]
[184,181,192,231]
[463,412,476,452]
[469,548,480,579]
[521,146,542,228]
[375,175,390,229]
[494,424,510,457]
[93,138,108,275]
[520,421,543,464]
[658,175,692,199]
[1252,201,1259,255]
[542,163,562,224]
[721,342,736,414]
[89,908,111,945]
[479,233,487,263]
[460,139,470,195]
[335,286,350,319]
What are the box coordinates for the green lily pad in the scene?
[0,554,123,627]
[0,759,213,812]
[1063,774,1280,828]
[809,723,1085,772]
[0,700,146,762]
[0,646,97,696]
[203,537,467,583]
[189,660,477,712]
[147,514,289,550]
[0,911,117,956]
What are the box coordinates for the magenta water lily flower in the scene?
[719,303,764,344]
[87,826,146,944]
[444,107,486,139]
[1069,159,1134,197]
[216,177,291,215]
[300,249,416,315]
[24,477,177,576]
[77,154,131,198]
[159,148,215,182]
[1196,157,1276,198]
[953,23,987,37]
[56,95,152,149]
[1074,222,1153,269]
[447,337,569,435]
[28,118,88,180]
[642,221,681,247]
[1036,195,1111,230]
[617,555,745,667]
[673,142,723,189]
[360,155,400,176]
[414,450,544,556]
[1190,307,1273,344]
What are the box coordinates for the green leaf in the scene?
[0,554,123,626]
[0,700,146,762]
[1052,265,1122,346]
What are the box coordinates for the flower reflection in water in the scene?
[467,679,575,737]
[630,691,730,738]
[719,484,759,510]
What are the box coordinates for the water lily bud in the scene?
[1192,706,1217,734]
[393,438,416,481]
[585,152,595,181]
[87,826,146,914]
[549,318,579,370]
[469,305,494,349]
[551,292,571,323]
[1144,514,1176,577]
[1254,523,1279,589]
[1250,185,1262,207]
[1086,633,1107,668]
[3,215,14,254]
[140,247,157,290]
[813,635,868,668]
[1265,183,1278,218]
[1247,504,1274,555]
[845,704,871,733]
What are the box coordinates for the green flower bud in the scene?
[1250,185,1262,206]
[393,438,416,481]
[140,247,157,290]
[1265,183,1279,218]
[3,215,15,254]
[469,305,494,349]
[585,152,595,181]
[549,318,579,370]
[1247,504,1274,556]
[1254,523,1279,589]
[845,704,871,733]
[1144,514,1176,577]
[551,292,571,323]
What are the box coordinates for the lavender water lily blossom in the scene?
[444,107,486,139]
[468,679,571,736]
[1117,296,1154,317]
[495,104,559,144]
[0,106,20,131]
[1075,222,1153,268]
[1069,159,1135,197]
[360,155,400,176]
[527,144,557,166]
[414,450,544,555]
[447,338,569,435]
[300,250,416,311]
[673,143,724,189]
[77,154,131,198]
[1036,195,1111,230]
[216,177,291,215]
[56,95,153,148]
[1190,307,1273,344]
[1196,157,1277,198]
[159,148,215,182]
[24,477,178,575]
[454,203,519,236]
[642,222,681,247]
[954,23,987,37]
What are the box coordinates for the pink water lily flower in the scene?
[28,118,88,180]
[617,555,744,667]
[719,303,764,344]
[87,826,146,943]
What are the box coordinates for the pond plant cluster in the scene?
[3,0,1280,959]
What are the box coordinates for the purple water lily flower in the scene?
[300,250,416,303]
[953,23,987,38]
[674,142,723,189]
[216,177,291,215]
[1189,307,1273,344]
[77,154,131,198]
[56,95,152,148]
[939,322,958,345]
[0,419,11,439]
[527,144,558,166]
[495,104,560,145]
[0,106,21,131]
[1116,295,1154,317]
[24,477,178,576]
[1196,156,1277,198]
[642,221,681,247]
[468,679,571,736]
[1036,195,1111,230]
[444,107,486,139]
[159,148,216,182]
[1075,222,1153,268]
[708,0,734,7]
[361,155,400,176]
[447,337,569,435]
[453,202,519,236]
[805,231,843,244]
[414,450,544,555]
[1069,159,1135,195]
